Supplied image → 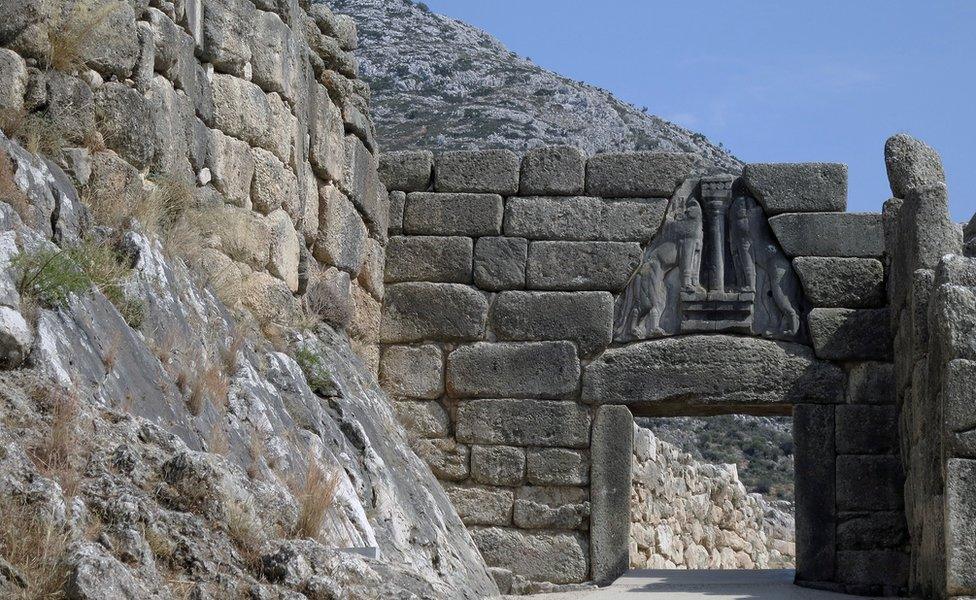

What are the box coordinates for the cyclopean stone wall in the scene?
[377,146,908,595]
[0,0,386,370]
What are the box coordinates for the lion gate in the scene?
[375,144,963,597]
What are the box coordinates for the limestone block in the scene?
[200,0,254,76]
[0,306,32,369]
[526,448,589,487]
[250,148,297,215]
[379,151,433,192]
[808,308,892,361]
[585,152,701,198]
[242,271,299,324]
[305,265,353,328]
[526,241,642,292]
[794,404,836,583]
[836,405,897,455]
[394,399,449,438]
[473,237,527,291]
[835,455,904,511]
[471,445,525,487]
[384,236,473,284]
[946,458,976,595]
[489,568,513,596]
[266,209,300,292]
[768,212,884,258]
[410,438,470,482]
[388,191,406,235]
[403,192,503,237]
[250,10,301,100]
[381,283,488,343]
[435,150,520,195]
[945,360,976,456]
[885,133,946,199]
[470,527,588,584]
[930,284,976,363]
[582,335,845,407]
[590,405,633,585]
[836,511,908,550]
[207,206,272,268]
[84,0,140,79]
[601,198,669,242]
[356,238,384,300]
[504,196,603,240]
[835,550,908,588]
[349,281,381,345]
[444,484,514,527]
[514,486,589,530]
[308,84,344,182]
[742,163,847,215]
[519,146,586,196]
[0,49,27,113]
[446,342,580,400]
[211,74,270,149]
[342,135,383,227]
[379,344,443,400]
[313,184,366,275]
[296,161,319,243]
[265,92,297,165]
[44,73,96,145]
[333,15,359,51]
[793,257,885,308]
[489,291,613,356]
[846,362,895,405]
[94,82,156,170]
[146,76,197,181]
[456,399,590,448]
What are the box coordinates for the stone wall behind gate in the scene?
[377,147,909,595]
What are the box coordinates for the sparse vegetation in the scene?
[46,0,125,73]
[294,346,339,397]
[185,365,229,416]
[0,150,32,224]
[0,495,70,599]
[290,461,340,541]
[224,497,265,571]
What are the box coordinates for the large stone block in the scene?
[250,147,298,215]
[846,362,895,405]
[794,404,836,584]
[267,209,300,292]
[519,146,585,196]
[793,257,885,308]
[526,241,642,292]
[768,212,884,258]
[836,511,908,550]
[378,150,433,192]
[504,196,602,240]
[885,133,946,200]
[489,291,613,356]
[582,335,845,409]
[470,527,588,584]
[742,163,847,215]
[200,0,254,75]
[585,152,701,197]
[250,10,301,99]
[835,550,908,589]
[84,0,140,79]
[471,445,525,487]
[456,400,590,448]
[945,360,976,456]
[381,283,488,343]
[444,484,514,527]
[207,128,254,208]
[514,486,589,530]
[473,237,527,291]
[808,308,892,361]
[600,198,669,242]
[836,405,897,455]
[211,74,270,149]
[835,455,904,511]
[435,150,520,195]
[312,184,366,275]
[94,82,156,170]
[342,135,383,227]
[378,344,443,400]
[384,236,473,284]
[308,83,344,182]
[403,192,504,237]
[946,458,976,595]
[410,438,470,482]
[388,190,406,235]
[0,49,26,113]
[446,342,581,399]
[393,399,449,438]
[526,448,589,486]
[590,405,633,585]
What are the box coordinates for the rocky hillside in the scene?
[322,0,740,169]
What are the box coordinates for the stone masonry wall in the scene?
[377,146,907,594]
[631,425,795,570]
[0,0,387,370]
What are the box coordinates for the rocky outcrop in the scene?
[631,427,795,570]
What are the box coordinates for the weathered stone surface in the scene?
[388,190,406,235]
[305,265,353,328]
[384,236,472,283]
[586,152,702,197]
[313,184,366,275]
[0,306,32,369]
[837,511,908,550]
[526,449,588,487]
[768,212,884,258]
[267,209,300,292]
[379,151,433,192]
[444,484,514,527]
[847,362,895,405]
[403,192,503,236]
[381,283,488,343]
[342,135,383,225]
[435,150,520,195]
[241,271,299,324]
[308,83,345,182]
[793,257,885,308]
[84,0,140,79]
[836,405,897,455]
[204,206,271,268]
[471,445,525,486]
[520,146,586,196]
[470,528,588,584]
[251,147,297,215]
[504,196,602,240]
[94,83,156,170]
[394,400,449,438]
[930,283,976,363]
[808,308,892,361]
[836,455,904,511]
[514,487,589,530]
[473,237,527,291]
[357,238,385,300]
[590,405,633,585]
[946,458,976,595]
[446,342,580,399]
[489,291,613,356]
[456,400,590,448]
[582,336,845,410]
[966,213,976,258]
[200,0,254,75]
[379,344,443,400]
[601,198,669,242]
[0,49,27,113]
[250,10,301,100]
[794,404,836,583]
[835,550,909,588]
[526,241,642,291]
[743,163,847,215]
[410,438,470,482]
[211,74,270,149]
[885,133,946,200]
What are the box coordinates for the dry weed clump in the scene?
[0,108,68,158]
[221,329,246,375]
[290,460,340,541]
[224,497,265,572]
[0,495,70,599]
[207,422,230,456]
[46,0,125,73]
[185,364,229,416]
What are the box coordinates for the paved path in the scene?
[521,570,883,600]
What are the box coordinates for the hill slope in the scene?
[325,0,740,170]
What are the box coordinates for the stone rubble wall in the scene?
[630,426,795,570]
[0,0,386,370]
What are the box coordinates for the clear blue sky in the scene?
[422,0,974,222]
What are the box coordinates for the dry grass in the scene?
[289,461,340,541]
[30,387,79,475]
[0,108,68,158]
[101,331,122,373]
[246,432,265,480]
[207,422,229,456]
[46,0,124,73]
[0,495,70,599]
[221,330,246,375]
[224,497,265,572]
[185,365,229,416]
[0,149,32,224]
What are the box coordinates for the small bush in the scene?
[224,497,265,572]
[290,461,339,541]
[294,347,339,397]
